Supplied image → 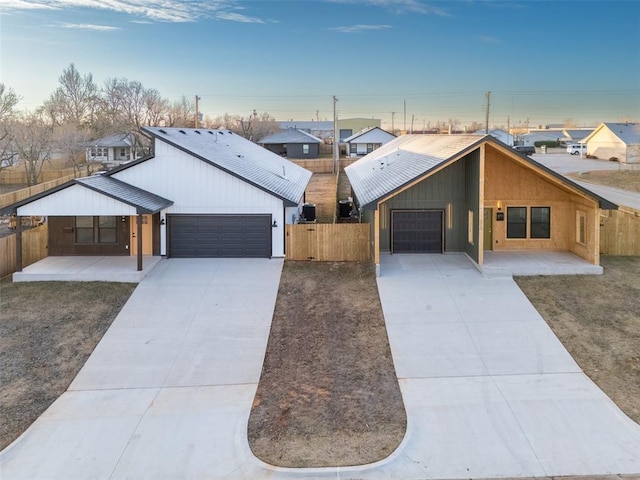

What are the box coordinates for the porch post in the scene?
[137,214,143,271]
[15,215,23,272]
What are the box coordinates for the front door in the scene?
[130,214,153,256]
[483,208,493,251]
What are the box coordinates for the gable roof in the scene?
[0,174,173,215]
[87,133,135,148]
[345,134,617,210]
[343,126,395,143]
[583,122,640,145]
[259,128,322,144]
[140,127,312,206]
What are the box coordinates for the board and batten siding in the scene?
[15,184,138,216]
[112,140,290,257]
[378,154,474,254]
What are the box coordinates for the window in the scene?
[576,211,586,245]
[75,216,94,243]
[530,207,551,238]
[302,144,309,155]
[75,216,118,244]
[367,143,375,153]
[120,148,126,157]
[507,207,527,238]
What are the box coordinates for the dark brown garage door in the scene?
[168,214,271,258]
[391,210,444,254]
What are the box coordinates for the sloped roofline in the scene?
[353,135,617,211]
[343,126,395,143]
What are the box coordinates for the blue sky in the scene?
[1,0,639,129]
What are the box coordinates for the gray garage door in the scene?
[391,210,444,254]
[168,214,271,258]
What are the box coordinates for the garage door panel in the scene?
[392,210,443,254]
[168,214,271,258]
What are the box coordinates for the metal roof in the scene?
[345,134,618,210]
[343,126,395,143]
[76,175,173,213]
[345,135,485,208]
[86,133,135,148]
[602,123,640,144]
[259,128,322,144]
[141,127,312,206]
[0,175,173,215]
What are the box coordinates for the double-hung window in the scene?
[506,206,551,239]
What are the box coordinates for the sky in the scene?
[1,0,639,130]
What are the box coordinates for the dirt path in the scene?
[247,261,407,467]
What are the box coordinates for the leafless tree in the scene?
[209,111,279,141]
[0,84,21,170]
[54,123,91,176]
[12,111,55,186]
[42,64,99,128]
[166,96,195,127]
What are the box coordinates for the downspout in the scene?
[137,213,143,271]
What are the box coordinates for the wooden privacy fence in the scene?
[0,168,76,185]
[286,223,370,261]
[600,207,640,256]
[0,223,48,278]
[0,174,76,209]
[289,158,357,174]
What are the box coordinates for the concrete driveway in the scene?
[0,258,284,480]
[2,255,640,480]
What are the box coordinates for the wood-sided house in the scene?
[345,134,617,274]
[2,127,312,271]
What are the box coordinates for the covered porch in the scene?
[12,256,163,283]
[479,250,603,277]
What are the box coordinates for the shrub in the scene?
[586,154,599,159]
[534,140,559,148]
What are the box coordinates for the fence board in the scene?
[600,208,640,256]
[286,223,370,261]
[0,223,48,278]
[289,158,357,174]
[0,174,76,209]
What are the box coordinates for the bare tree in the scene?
[12,111,55,186]
[166,96,195,127]
[43,63,98,127]
[209,111,279,141]
[0,83,20,170]
[54,123,91,176]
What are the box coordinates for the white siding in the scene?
[114,140,288,256]
[17,184,137,216]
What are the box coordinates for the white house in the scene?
[582,122,640,164]
[85,133,144,167]
[344,127,396,156]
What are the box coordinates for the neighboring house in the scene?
[277,121,334,141]
[473,129,513,146]
[345,134,616,275]
[85,133,144,167]
[258,129,322,158]
[3,127,312,269]
[344,127,396,156]
[561,129,593,144]
[517,131,561,147]
[582,122,640,163]
[337,118,382,143]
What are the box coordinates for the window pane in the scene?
[507,207,527,238]
[99,229,117,243]
[99,216,116,228]
[76,228,94,243]
[531,207,551,239]
[76,216,93,228]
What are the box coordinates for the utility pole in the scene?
[507,115,511,145]
[403,99,407,132]
[484,91,491,134]
[391,112,396,133]
[333,96,338,174]
[195,95,201,128]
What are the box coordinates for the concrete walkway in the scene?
[2,255,640,479]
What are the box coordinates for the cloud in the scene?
[330,24,392,33]
[327,0,451,16]
[215,12,264,24]
[59,22,120,30]
[0,0,269,23]
[479,34,501,43]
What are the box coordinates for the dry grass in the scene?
[304,173,338,223]
[567,170,640,193]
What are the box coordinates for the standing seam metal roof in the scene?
[77,175,173,213]
[142,127,312,206]
[259,128,323,144]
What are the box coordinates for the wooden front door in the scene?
[130,214,153,256]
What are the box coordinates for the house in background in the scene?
[277,121,334,141]
[561,129,593,144]
[258,129,322,159]
[473,129,513,146]
[517,131,561,147]
[344,127,396,157]
[582,122,640,163]
[345,134,616,275]
[3,127,312,273]
[85,133,145,168]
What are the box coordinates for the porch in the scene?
[480,251,603,277]
[12,256,162,283]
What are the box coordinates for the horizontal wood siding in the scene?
[0,224,48,278]
[285,223,370,261]
[600,208,640,255]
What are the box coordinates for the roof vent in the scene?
[159,129,167,134]
[219,131,224,135]
[179,130,186,134]
[195,130,201,134]
[282,166,286,178]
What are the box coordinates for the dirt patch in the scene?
[0,279,136,450]
[567,170,640,193]
[515,256,640,424]
[248,261,406,467]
